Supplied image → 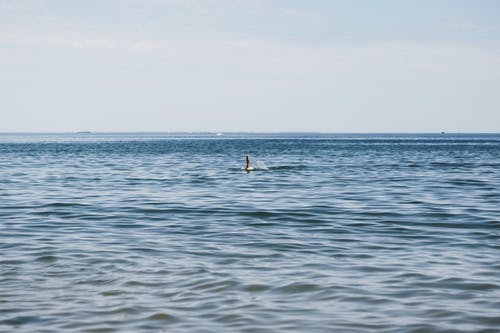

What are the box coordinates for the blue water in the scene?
[1,133,499,333]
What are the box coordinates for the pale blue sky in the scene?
[1,0,499,132]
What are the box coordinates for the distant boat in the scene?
[76,131,92,134]
[216,132,223,136]
[441,131,445,134]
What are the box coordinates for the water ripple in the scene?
[1,133,499,332]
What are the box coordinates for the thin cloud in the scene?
[446,21,498,32]
[2,29,499,79]
[0,32,113,49]
[282,8,327,21]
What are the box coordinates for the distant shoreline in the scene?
[0,131,499,135]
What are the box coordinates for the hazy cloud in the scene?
[1,0,499,132]
[282,9,326,21]
[446,21,498,32]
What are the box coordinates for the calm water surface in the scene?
[1,133,499,333]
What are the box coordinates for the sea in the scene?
[1,132,499,333]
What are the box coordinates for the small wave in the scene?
[35,255,58,263]
[269,165,309,170]
[239,166,267,171]
[40,202,90,208]
[429,162,476,168]
[2,315,47,326]
[273,282,322,294]
[253,160,268,170]
[448,178,488,186]
[241,284,271,292]
[146,313,178,322]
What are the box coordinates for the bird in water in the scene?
[245,155,254,171]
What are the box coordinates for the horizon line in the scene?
[0,131,499,135]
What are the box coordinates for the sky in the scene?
[1,0,500,133]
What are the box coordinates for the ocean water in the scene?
[1,133,499,333]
